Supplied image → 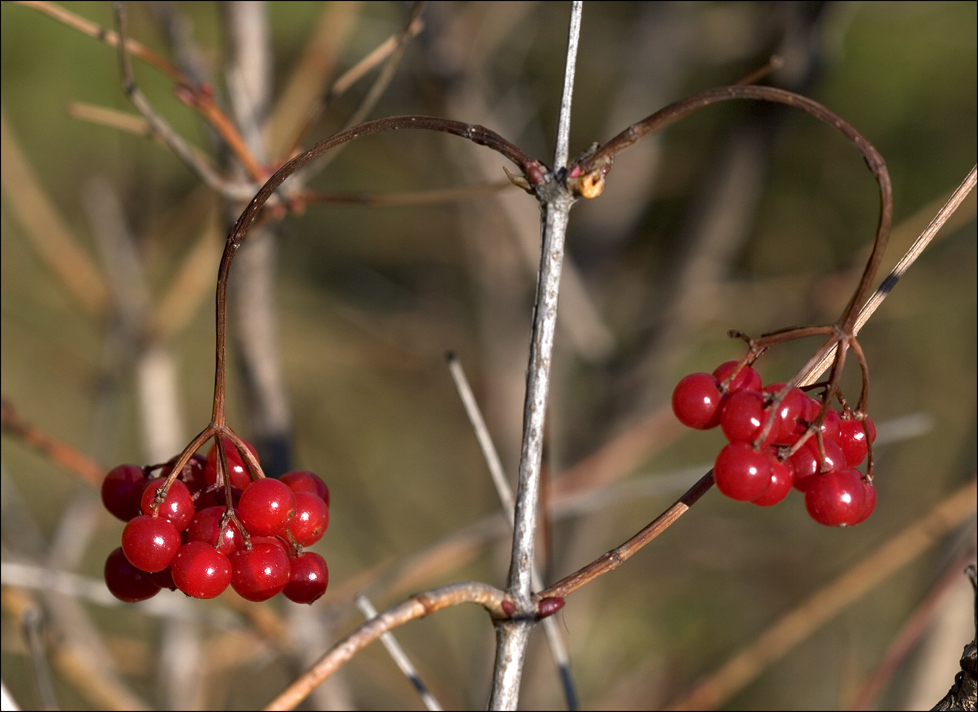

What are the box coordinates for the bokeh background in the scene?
[1,2,975,710]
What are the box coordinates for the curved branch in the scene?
[262,582,508,711]
[579,85,892,324]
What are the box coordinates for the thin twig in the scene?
[355,595,444,712]
[300,180,514,207]
[113,5,255,200]
[803,165,977,383]
[263,582,507,711]
[447,354,579,710]
[489,5,582,709]
[668,478,978,711]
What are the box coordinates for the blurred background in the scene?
[1,2,975,710]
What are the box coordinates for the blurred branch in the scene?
[669,478,978,711]
[301,179,514,206]
[355,594,444,712]
[1,399,104,487]
[263,582,508,711]
[0,109,109,318]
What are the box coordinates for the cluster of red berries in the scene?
[672,361,877,526]
[101,439,330,604]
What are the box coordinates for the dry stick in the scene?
[301,180,514,206]
[355,595,444,712]
[23,606,58,710]
[14,0,185,81]
[447,354,579,710]
[0,399,105,487]
[668,478,978,711]
[805,165,977,382]
[113,6,255,200]
[263,583,508,712]
[488,4,582,710]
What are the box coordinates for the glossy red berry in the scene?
[101,464,148,521]
[149,567,177,591]
[170,542,232,599]
[239,478,297,536]
[289,492,330,546]
[712,361,762,393]
[819,408,842,444]
[672,373,724,429]
[720,390,778,445]
[839,416,876,466]
[104,547,160,602]
[714,442,772,502]
[121,515,181,572]
[140,478,195,532]
[751,453,794,507]
[282,552,329,604]
[280,470,330,507]
[230,543,291,602]
[790,438,847,491]
[851,480,877,525]
[162,453,208,494]
[762,384,809,444]
[804,467,867,526]
[186,506,245,556]
[204,439,258,490]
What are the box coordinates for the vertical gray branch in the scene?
[488,3,582,709]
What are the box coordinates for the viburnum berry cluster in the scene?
[673,357,877,526]
[101,440,330,604]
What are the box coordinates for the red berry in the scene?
[790,438,847,491]
[290,492,330,546]
[162,453,208,494]
[101,464,148,521]
[194,485,243,511]
[230,543,291,602]
[672,373,724,429]
[839,416,876,466]
[762,384,809,444]
[712,361,762,393]
[171,542,232,599]
[149,567,177,591]
[714,442,772,502]
[280,470,330,507]
[720,390,778,445]
[141,478,195,532]
[121,515,181,572]
[851,480,877,525]
[187,506,245,556]
[204,439,258,491]
[819,408,842,443]
[104,547,160,602]
[751,453,794,507]
[239,479,297,536]
[283,552,329,604]
[804,467,867,526]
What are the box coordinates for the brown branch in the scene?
[262,582,508,711]
[1,398,105,487]
[299,180,514,207]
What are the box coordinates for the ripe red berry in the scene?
[804,467,867,526]
[239,478,297,536]
[714,442,772,502]
[672,373,724,429]
[204,439,259,491]
[121,515,181,572]
[712,361,762,393]
[819,408,842,444]
[170,542,232,599]
[162,453,208,494]
[230,543,291,602]
[283,552,329,604]
[720,390,778,445]
[141,478,195,532]
[850,480,877,525]
[101,464,148,521]
[762,384,809,444]
[289,492,330,546]
[280,470,330,507]
[104,547,160,602]
[790,438,847,491]
[751,453,794,507]
[187,506,245,556]
[839,416,876,466]
[149,567,177,591]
